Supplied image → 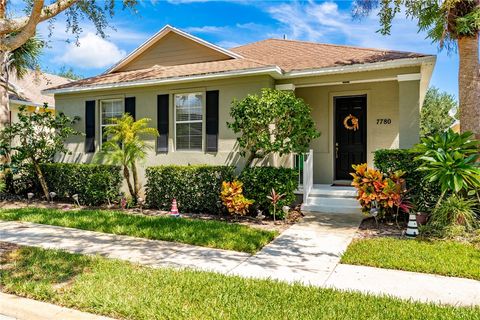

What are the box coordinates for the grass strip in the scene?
[341,237,480,280]
[0,208,276,254]
[1,246,478,320]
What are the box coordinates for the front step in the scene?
[301,185,362,214]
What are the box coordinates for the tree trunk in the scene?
[0,50,10,129]
[458,34,480,140]
[33,160,49,201]
[123,164,135,199]
[131,161,140,200]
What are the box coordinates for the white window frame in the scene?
[174,92,204,152]
[100,99,124,146]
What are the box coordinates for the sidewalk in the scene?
[0,292,114,320]
[1,216,480,307]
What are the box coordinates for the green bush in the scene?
[430,194,478,232]
[374,149,441,212]
[239,167,298,216]
[35,163,122,206]
[145,165,235,213]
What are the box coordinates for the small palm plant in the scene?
[96,114,158,201]
[267,188,285,222]
[413,129,480,206]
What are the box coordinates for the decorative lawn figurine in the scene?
[27,192,34,202]
[49,192,56,203]
[406,213,419,238]
[170,198,180,218]
[72,194,80,207]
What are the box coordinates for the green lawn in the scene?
[0,208,276,254]
[341,238,480,280]
[1,246,478,320]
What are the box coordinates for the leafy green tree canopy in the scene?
[420,87,457,137]
[0,104,80,199]
[228,88,320,168]
[353,0,480,48]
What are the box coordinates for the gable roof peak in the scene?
[105,24,243,74]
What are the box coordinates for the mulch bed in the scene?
[0,200,303,234]
[355,216,408,239]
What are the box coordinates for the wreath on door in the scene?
[343,114,359,131]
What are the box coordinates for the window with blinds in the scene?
[100,99,123,143]
[175,92,203,151]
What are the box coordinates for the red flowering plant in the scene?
[351,164,411,219]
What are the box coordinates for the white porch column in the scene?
[398,74,421,148]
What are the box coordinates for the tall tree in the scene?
[0,0,138,128]
[354,0,480,139]
[420,87,457,137]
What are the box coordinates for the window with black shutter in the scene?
[157,94,169,153]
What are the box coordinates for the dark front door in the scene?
[335,95,367,180]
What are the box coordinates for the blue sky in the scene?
[33,0,460,97]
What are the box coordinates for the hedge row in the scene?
[373,149,441,211]
[240,167,298,214]
[145,165,298,215]
[35,163,122,206]
[145,165,235,213]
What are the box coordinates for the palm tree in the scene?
[97,114,158,200]
[354,0,479,139]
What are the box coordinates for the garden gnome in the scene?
[405,213,419,238]
[170,198,180,217]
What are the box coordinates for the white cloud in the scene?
[265,1,436,54]
[57,33,127,69]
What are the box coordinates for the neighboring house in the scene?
[450,120,460,133]
[45,25,435,187]
[9,69,72,122]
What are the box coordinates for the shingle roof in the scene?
[48,58,272,91]
[9,69,72,106]
[231,39,429,72]
[46,37,432,93]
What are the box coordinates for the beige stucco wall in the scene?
[295,81,400,184]
[286,66,421,184]
[55,75,274,184]
[55,66,422,187]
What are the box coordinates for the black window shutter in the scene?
[85,100,96,153]
[206,90,219,152]
[157,94,169,153]
[125,97,136,120]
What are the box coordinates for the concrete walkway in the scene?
[1,215,480,307]
[0,292,114,320]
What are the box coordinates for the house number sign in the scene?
[377,118,392,125]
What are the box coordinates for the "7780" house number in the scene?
[377,118,392,125]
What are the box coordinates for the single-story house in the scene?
[45,25,435,196]
[9,69,72,121]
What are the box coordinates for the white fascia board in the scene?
[105,25,243,74]
[10,99,40,107]
[397,73,422,81]
[43,66,283,95]
[282,56,436,79]
[275,83,295,91]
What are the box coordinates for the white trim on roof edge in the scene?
[45,56,436,95]
[282,56,435,78]
[105,25,243,74]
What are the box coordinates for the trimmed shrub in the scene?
[145,165,235,213]
[239,167,298,216]
[373,149,441,212]
[36,163,122,206]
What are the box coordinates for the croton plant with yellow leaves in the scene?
[351,163,411,217]
[220,181,254,217]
